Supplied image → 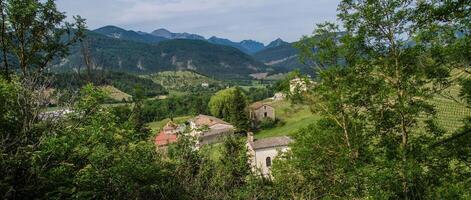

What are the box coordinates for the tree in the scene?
[0,0,84,198]
[209,87,249,131]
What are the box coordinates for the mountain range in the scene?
[52,25,312,79]
[53,31,272,79]
[92,26,287,55]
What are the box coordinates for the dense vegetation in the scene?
[1,0,470,199]
[52,71,167,99]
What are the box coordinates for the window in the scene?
[264,106,266,109]
[266,157,272,167]
[264,112,268,117]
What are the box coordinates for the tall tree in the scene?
[338,0,454,198]
[209,87,249,132]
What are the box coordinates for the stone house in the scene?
[246,133,292,176]
[189,114,234,146]
[154,121,183,148]
[249,102,275,123]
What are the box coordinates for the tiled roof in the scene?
[252,136,292,150]
[249,102,272,110]
[191,114,230,127]
[155,131,178,147]
[200,124,234,137]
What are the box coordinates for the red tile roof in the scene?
[155,131,178,147]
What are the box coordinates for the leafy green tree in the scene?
[33,84,177,199]
[0,0,84,198]
[209,87,249,131]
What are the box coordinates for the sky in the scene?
[56,0,340,44]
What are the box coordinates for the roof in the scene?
[191,114,230,127]
[200,123,234,137]
[155,131,178,147]
[251,136,292,150]
[249,102,273,110]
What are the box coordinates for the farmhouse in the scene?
[189,115,235,146]
[246,132,292,176]
[249,102,275,122]
[154,121,182,148]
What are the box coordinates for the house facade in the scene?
[246,133,292,176]
[189,114,235,146]
[249,102,275,122]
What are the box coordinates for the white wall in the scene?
[252,146,289,176]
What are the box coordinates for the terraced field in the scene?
[430,70,471,132]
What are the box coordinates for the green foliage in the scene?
[272,120,364,199]
[32,84,176,199]
[243,86,275,103]
[53,71,168,99]
[209,87,249,131]
[141,92,212,123]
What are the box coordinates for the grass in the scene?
[255,100,321,139]
[144,70,220,90]
[100,85,131,102]
[146,116,192,133]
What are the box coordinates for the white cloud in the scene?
[57,0,340,44]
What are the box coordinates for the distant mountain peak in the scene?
[266,38,288,48]
[94,25,168,44]
[151,28,205,40]
[151,28,173,38]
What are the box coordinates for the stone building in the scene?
[246,133,292,176]
[189,114,235,146]
[248,102,275,123]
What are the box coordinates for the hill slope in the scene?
[54,31,270,79]
[254,43,313,74]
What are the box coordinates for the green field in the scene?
[100,85,132,102]
[144,70,220,90]
[430,70,471,133]
[254,100,321,139]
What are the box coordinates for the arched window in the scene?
[266,157,272,167]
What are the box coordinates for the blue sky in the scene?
[57,0,340,44]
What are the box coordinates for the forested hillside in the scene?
[254,43,313,75]
[52,71,167,98]
[53,31,270,79]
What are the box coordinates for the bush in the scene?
[259,118,278,129]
